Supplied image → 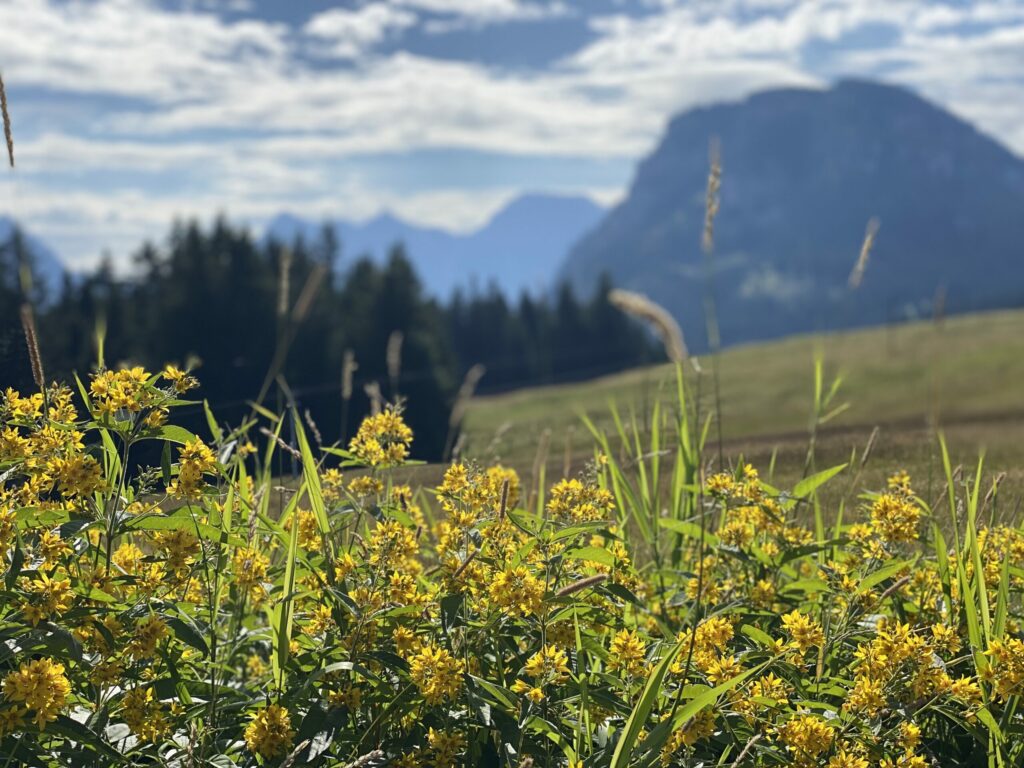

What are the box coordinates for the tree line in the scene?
[1,217,660,458]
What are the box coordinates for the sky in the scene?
[2,0,1024,271]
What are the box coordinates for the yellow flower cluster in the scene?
[348,407,413,467]
[608,629,647,676]
[244,703,295,759]
[1,658,70,730]
[167,438,217,499]
[408,645,465,705]
[121,687,170,743]
[547,477,615,522]
[489,566,545,618]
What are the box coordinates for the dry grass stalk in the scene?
[847,217,880,290]
[983,471,1008,514]
[259,426,302,460]
[444,364,486,460]
[290,263,327,324]
[20,304,44,390]
[529,428,551,511]
[341,349,357,401]
[0,72,13,168]
[448,364,486,429]
[555,573,608,597]
[702,138,721,254]
[386,330,403,394]
[497,478,510,520]
[729,733,762,767]
[276,248,292,319]
[303,408,323,447]
[859,426,880,468]
[279,740,312,768]
[452,550,478,580]
[364,381,383,416]
[342,751,385,768]
[608,288,688,364]
[451,431,466,460]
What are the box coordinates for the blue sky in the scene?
[2,0,1024,270]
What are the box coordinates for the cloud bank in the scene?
[1,0,1023,269]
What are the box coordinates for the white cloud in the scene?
[3,0,1024,272]
[305,5,418,59]
[392,0,568,22]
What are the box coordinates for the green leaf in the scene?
[165,616,210,657]
[792,463,847,500]
[126,512,234,545]
[859,558,914,592]
[203,399,223,442]
[273,499,301,689]
[610,639,684,768]
[139,425,197,445]
[658,518,721,547]
[295,411,329,536]
[670,662,764,730]
[565,546,617,567]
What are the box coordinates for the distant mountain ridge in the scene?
[561,79,1024,349]
[267,193,606,297]
[0,216,66,299]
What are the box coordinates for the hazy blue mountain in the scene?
[561,80,1024,350]
[0,216,66,300]
[267,193,605,297]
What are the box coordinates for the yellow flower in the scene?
[50,453,104,496]
[293,508,321,550]
[428,727,465,767]
[489,566,545,618]
[750,578,776,608]
[524,645,570,685]
[661,708,716,763]
[156,528,200,576]
[20,571,74,626]
[244,703,295,759]
[409,645,465,706]
[776,714,833,759]
[899,722,922,750]
[121,687,170,743]
[348,475,384,498]
[89,367,157,415]
[167,438,218,499]
[608,629,647,677]
[161,364,198,393]
[546,478,615,522]
[129,615,169,659]
[349,407,413,467]
[845,675,885,716]
[322,467,345,503]
[2,658,71,729]
[828,748,869,768]
[870,492,921,543]
[233,546,270,596]
[986,637,1024,700]
[781,610,824,652]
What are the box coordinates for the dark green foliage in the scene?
[1,218,659,458]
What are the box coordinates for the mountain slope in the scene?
[561,79,1024,349]
[267,193,605,297]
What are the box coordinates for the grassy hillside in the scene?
[462,308,1024,501]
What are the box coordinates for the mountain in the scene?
[0,216,66,299]
[267,193,606,297]
[561,79,1024,349]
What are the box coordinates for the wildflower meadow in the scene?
[0,355,1021,768]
